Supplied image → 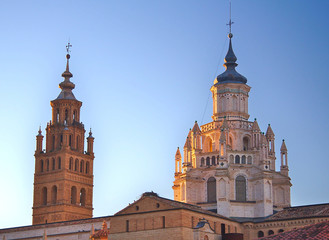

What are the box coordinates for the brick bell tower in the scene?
[32,45,95,225]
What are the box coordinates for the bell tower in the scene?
[32,46,95,225]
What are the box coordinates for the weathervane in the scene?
[226,0,234,34]
[66,40,72,54]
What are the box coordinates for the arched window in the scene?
[236,176,246,201]
[268,230,274,235]
[211,156,216,165]
[40,160,44,172]
[65,109,68,123]
[241,155,246,164]
[201,157,205,166]
[207,177,216,202]
[243,137,249,151]
[247,156,252,164]
[75,159,79,171]
[235,155,240,164]
[76,136,80,151]
[69,135,72,147]
[51,185,57,204]
[52,158,55,170]
[258,231,264,238]
[206,157,210,166]
[46,159,49,171]
[73,110,76,121]
[80,188,86,206]
[86,161,90,174]
[42,187,47,205]
[60,134,63,146]
[71,186,77,204]
[278,229,284,233]
[80,160,84,173]
[56,109,59,123]
[69,157,73,170]
[58,157,61,169]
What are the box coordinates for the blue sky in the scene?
[0,0,328,228]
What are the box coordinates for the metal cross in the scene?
[66,41,72,53]
[226,0,234,33]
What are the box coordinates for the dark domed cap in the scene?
[215,34,247,85]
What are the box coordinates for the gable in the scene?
[115,195,176,215]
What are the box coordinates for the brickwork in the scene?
[32,53,95,225]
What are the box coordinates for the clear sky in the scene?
[0,0,328,229]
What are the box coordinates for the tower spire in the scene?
[56,42,76,100]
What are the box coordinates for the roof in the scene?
[266,203,329,221]
[260,220,329,240]
[265,124,274,137]
[114,192,236,222]
[215,35,247,85]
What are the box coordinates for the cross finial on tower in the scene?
[226,0,234,36]
[66,40,72,54]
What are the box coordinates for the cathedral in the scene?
[172,32,291,220]
[0,28,328,240]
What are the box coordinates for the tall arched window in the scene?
[65,109,68,123]
[69,157,73,170]
[243,137,249,151]
[86,161,90,174]
[268,230,274,235]
[42,187,47,205]
[247,156,252,164]
[51,185,57,204]
[52,158,55,170]
[75,159,79,171]
[80,160,84,173]
[58,157,61,169]
[71,186,77,204]
[76,136,80,151]
[206,157,210,166]
[73,110,76,121]
[69,135,72,147]
[46,159,49,171]
[56,109,59,123]
[241,155,246,164]
[207,177,216,202]
[236,176,246,201]
[211,156,216,165]
[40,160,44,172]
[80,188,86,206]
[235,155,240,164]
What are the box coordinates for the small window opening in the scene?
[126,220,129,232]
[52,158,55,170]
[58,157,61,169]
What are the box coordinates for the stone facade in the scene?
[32,53,95,225]
[173,34,291,219]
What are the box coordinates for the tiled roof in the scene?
[266,203,329,221]
[260,220,329,240]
